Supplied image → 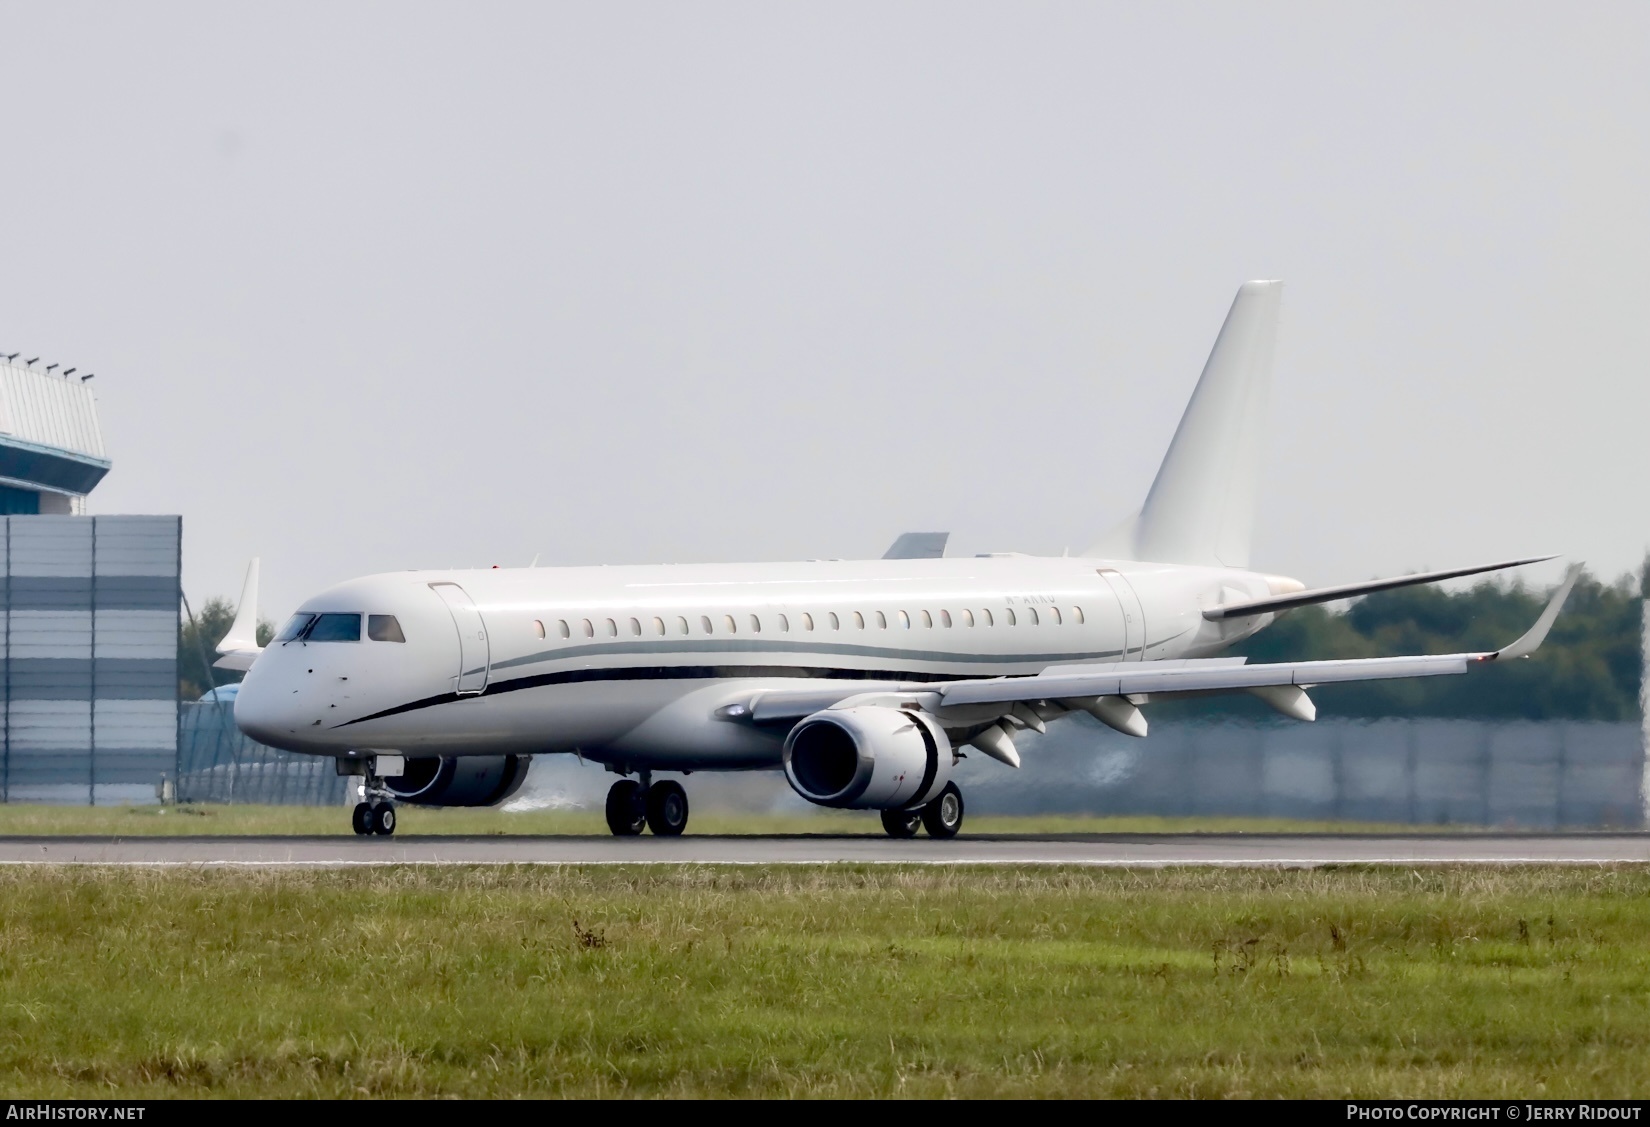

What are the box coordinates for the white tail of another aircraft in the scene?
[1088,279,1282,567]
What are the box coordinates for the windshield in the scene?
[275,613,316,642]
[306,613,362,642]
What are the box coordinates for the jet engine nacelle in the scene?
[782,706,953,810]
[386,755,532,806]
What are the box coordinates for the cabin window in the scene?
[828,612,840,630]
[652,617,666,636]
[308,613,361,642]
[676,616,690,635]
[1005,609,1017,626]
[962,609,974,627]
[724,614,738,634]
[777,613,790,632]
[852,612,865,630]
[749,614,762,633]
[700,615,714,634]
[920,609,932,628]
[532,619,546,639]
[582,619,594,638]
[629,617,642,636]
[1027,607,1039,626]
[558,620,571,639]
[981,609,993,627]
[1072,606,1084,625]
[897,610,910,629]
[940,609,952,628]
[368,615,406,643]
[603,618,617,637]
[801,612,814,631]
[875,611,887,629]
[1049,606,1062,625]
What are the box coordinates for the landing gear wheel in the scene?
[880,808,922,838]
[351,802,373,836]
[370,802,397,836]
[645,780,690,836]
[605,779,647,836]
[921,783,964,839]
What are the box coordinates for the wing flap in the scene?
[939,654,1468,707]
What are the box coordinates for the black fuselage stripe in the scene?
[336,663,1020,728]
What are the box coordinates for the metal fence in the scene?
[955,717,1645,828]
[176,696,346,805]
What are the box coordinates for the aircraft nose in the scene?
[232,675,288,747]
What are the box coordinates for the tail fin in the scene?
[213,557,263,671]
[1087,280,1281,567]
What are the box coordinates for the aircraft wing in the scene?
[1204,554,1556,621]
[742,564,1580,725]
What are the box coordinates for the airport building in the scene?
[0,356,179,803]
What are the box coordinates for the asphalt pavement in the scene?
[0,833,1645,866]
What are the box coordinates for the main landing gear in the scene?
[605,773,689,837]
[352,799,397,837]
[881,782,965,840]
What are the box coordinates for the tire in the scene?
[645,780,689,837]
[921,783,964,839]
[605,779,647,836]
[371,803,397,837]
[880,808,922,838]
[351,802,373,836]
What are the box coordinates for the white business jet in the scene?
[220,281,1577,838]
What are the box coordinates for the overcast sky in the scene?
[1,2,1645,620]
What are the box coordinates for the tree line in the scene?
[1185,561,1647,722]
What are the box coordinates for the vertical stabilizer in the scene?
[1088,280,1281,567]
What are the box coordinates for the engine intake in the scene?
[385,755,531,807]
[783,706,952,810]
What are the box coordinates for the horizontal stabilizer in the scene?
[882,532,949,560]
[1203,555,1556,621]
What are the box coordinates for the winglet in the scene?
[215,557,263,658]
[1486,563,1581,661]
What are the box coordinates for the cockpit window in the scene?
[275,613,316,642]
[368,614,406,643]
[306,613,362,642]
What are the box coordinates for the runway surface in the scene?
[0,833,1646,866]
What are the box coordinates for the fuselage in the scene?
[233,555,1287,771]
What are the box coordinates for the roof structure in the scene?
[0,359,110,496]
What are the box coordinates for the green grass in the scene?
[1,866,1647,1097]
[0,803,1447,837]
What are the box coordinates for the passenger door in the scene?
[1097,569,1147,662]
[430,582,490,694]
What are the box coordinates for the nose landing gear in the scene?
[604,773,690,837]
[340,756,400,837]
